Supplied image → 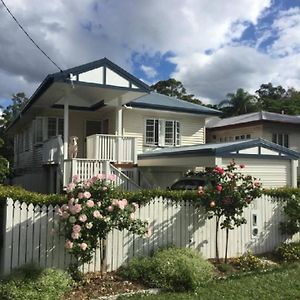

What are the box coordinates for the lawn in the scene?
[118,263,300,300]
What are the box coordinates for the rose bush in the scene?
[59,174,149,274]
[197,160,262,262]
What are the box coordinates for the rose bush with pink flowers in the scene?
[196,160,262,262]
[58,174,149,274]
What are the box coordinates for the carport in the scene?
[138,138,299,189]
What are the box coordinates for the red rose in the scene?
[216,184,222,193]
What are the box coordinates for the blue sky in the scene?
[1,0,300,110]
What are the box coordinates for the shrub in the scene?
[0,264,73,300]
[119,247,215,291]
[217,263,234,273]
[234,252,266,271]
[275,242,300,262]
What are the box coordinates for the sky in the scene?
[1,0,300,108]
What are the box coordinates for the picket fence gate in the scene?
[0,196,299,275]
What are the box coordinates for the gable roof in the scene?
[138,138,300,160]
[128,92,221,116]
[6,58,151,132]
[207,111,300,129]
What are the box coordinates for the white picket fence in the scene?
[1,196,299,275]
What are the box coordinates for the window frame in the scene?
[144,118,180,147]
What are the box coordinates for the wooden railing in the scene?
[86,134,137,163]
[63,158,140,191]
[42,135,63,164]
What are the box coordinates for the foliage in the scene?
[197,161,262,261]
[0,264,73,300]
[0,93,28,165]
[0,149,9,183]
[0,184,66,206]
[218,88,257,117]
[119,247,214,291]
[234,252,267,271]
[118,263,300,300]
[60,175,149,269]
[275,242,300,262]
[0,184,200,206]
[264,188,300,235]
[216,263,234,273]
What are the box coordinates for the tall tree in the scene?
[218,88,257,117]
[0,92,28,165]
[151,78,204,105]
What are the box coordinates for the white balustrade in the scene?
[86,134,137,163]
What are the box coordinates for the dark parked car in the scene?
[170,177,212,190]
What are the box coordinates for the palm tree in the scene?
[218,88,257,117]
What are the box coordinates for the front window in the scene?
[145,119,180,146]
[47,117,64,139]
[272,133,289,148]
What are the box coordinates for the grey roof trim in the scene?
[138,138,300,160]
[207,111,300,129]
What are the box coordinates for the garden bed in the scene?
[63,272,146,300]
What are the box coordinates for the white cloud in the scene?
[2,0,295,106]
[140,65,158,79]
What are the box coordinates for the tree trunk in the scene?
[215,216,220,263]
[225,228,229,263]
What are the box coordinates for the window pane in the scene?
[165,120,174,146]
[145,119,158,145]
[58,119,64,137]
[246,134,251,139]
[278,133,283,146]
[36,118,43,143]
[176,121,180,146]
[48,117,57,138]
[284,134,289,148]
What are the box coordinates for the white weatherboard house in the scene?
[6,58,300,192]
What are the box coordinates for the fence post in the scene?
[2,198,14,275]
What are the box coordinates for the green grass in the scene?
[118,263,300,300]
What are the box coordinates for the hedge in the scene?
[0,184,299,207]
[0,184,198,206]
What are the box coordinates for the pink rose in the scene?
[240,164,245,169]
[214,166,225,175]
[78,192,84,199]
[62,211,70,219]
[118,199,128,210]
[97,173,106,180]
[216,184,222,193]
[61,204,69,212]
[73,224,81,233]
[65,240,73,249]
[93,210,102,219]
[80,243,88,251]
[83,191,91,199]
[144,225,153,238]
[254,181,260,187]
[86,199,94,208]
[79,214,87,222]
[71,232,80,239]
[107,206,113,212]
[102,186,108,191]
[74,204,82,214]
[66,182,76,193]
[91,176,98,184]
[130,213,135,221]
[97,201,102,207]
[132,202,139,210]
[112,199,119,206]
[107,174,117,182]
[72,175,80,183]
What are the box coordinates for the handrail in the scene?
[86,134,135,139]
[109,163,141,190]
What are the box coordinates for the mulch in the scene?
[63,272,146,300]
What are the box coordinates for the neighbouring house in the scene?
[6,58,221,193]
[206,111,300,177]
